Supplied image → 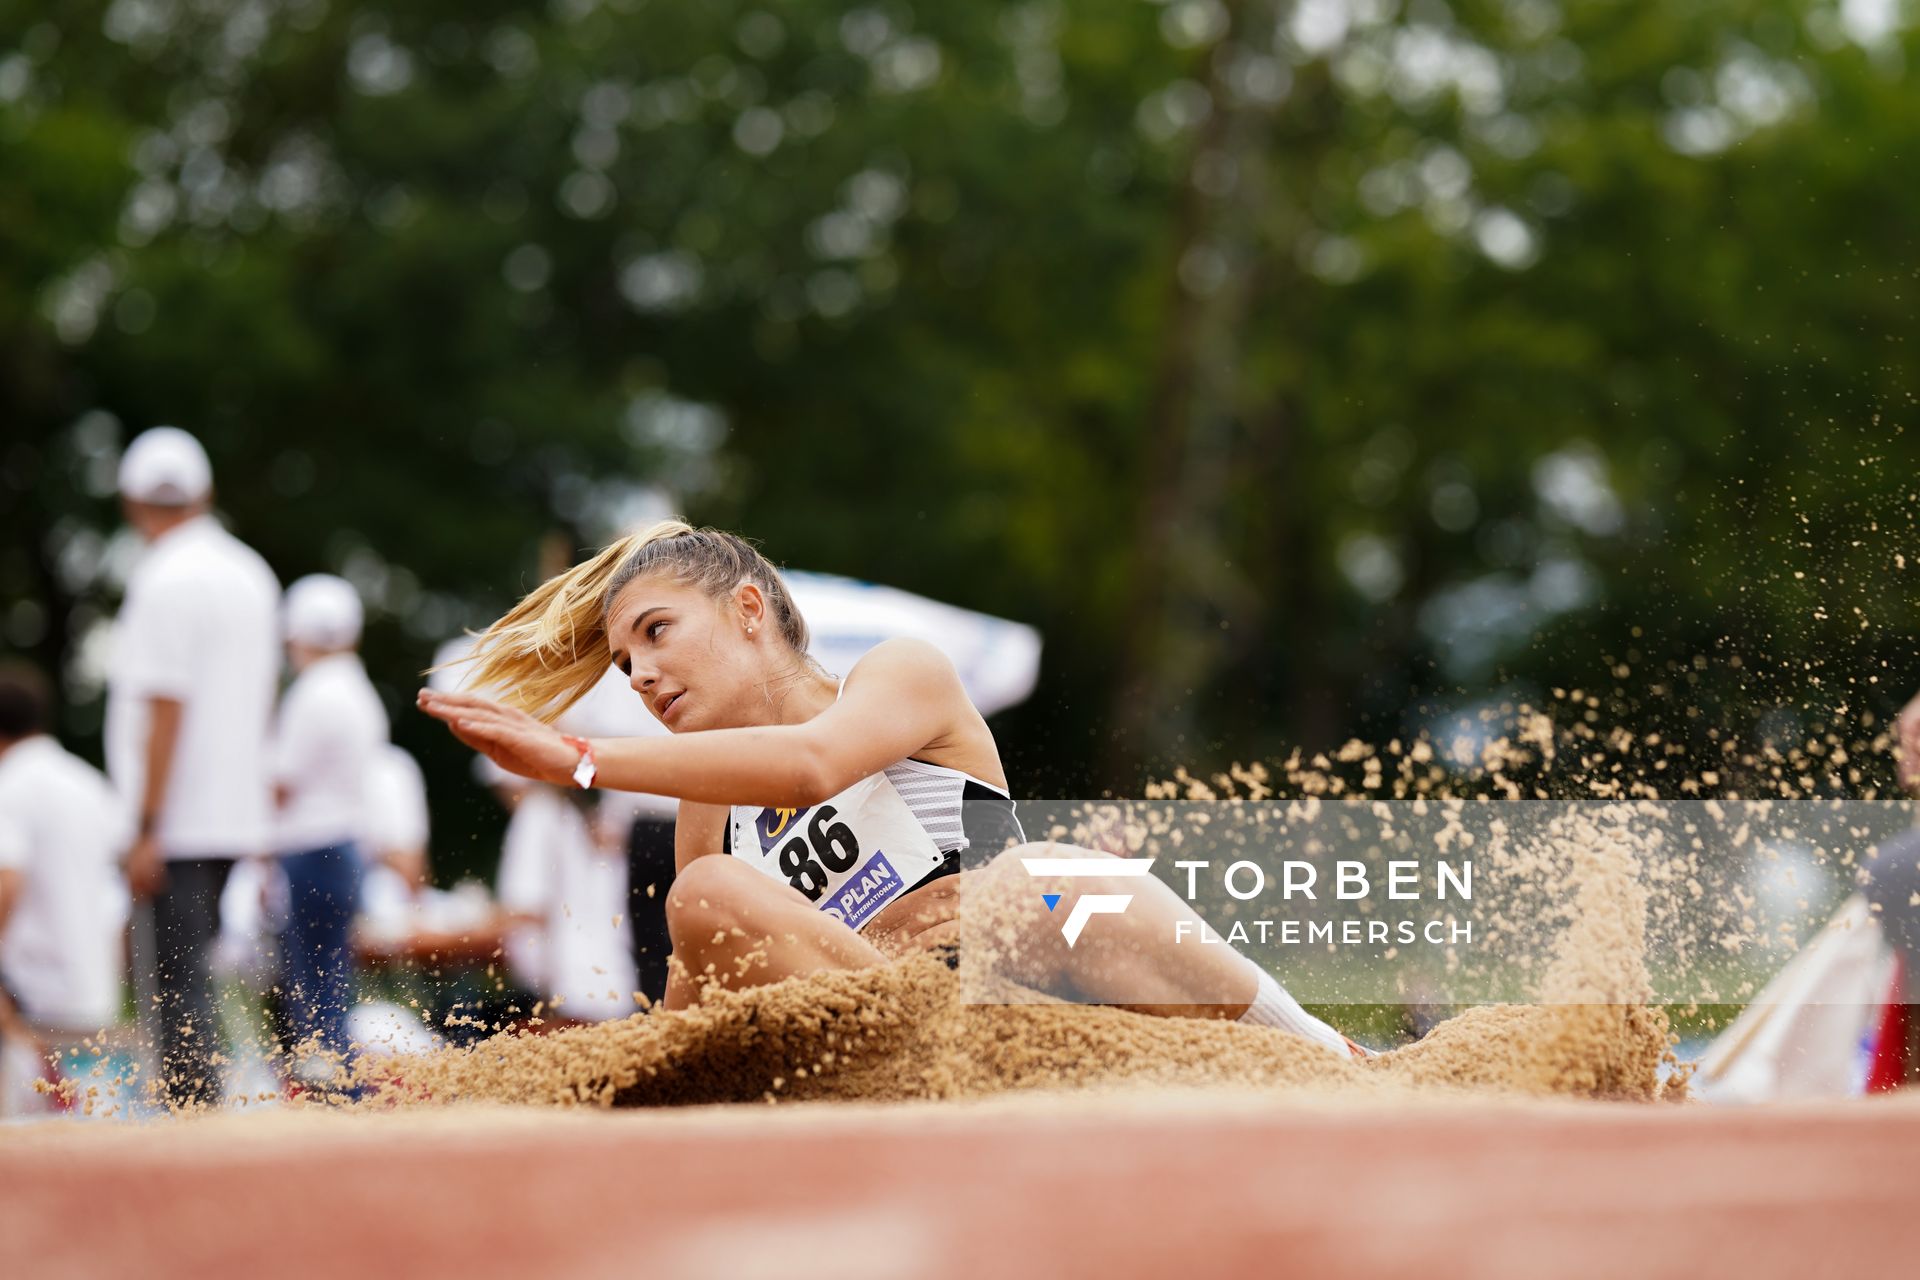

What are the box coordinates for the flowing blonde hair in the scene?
[448,520,811,720]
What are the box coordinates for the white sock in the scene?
[1240,968,1353,1057]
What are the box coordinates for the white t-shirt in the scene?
[496,788,635,1021]
[271,653,389,853]
[362,744,429,859]
[0,737,133,1029]
[494,784,554,993]
[106,515,280,858]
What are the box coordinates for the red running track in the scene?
[4,1096,1917,1278]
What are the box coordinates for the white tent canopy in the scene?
[782,570,1040,718]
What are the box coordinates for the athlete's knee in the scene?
[665,856,770,940]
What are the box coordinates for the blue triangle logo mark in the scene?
[1042,894,1062,912]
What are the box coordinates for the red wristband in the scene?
[561,735,597,790]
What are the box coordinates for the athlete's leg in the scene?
[661,855,888,1010]
[970,844,1257,1018]
[970,843,1362,1056]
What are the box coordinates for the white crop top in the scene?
[722,675,1023,930]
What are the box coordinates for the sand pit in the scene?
[6,1094,1917,1279]
[371,953,1677,1108]
[364,791,1678,1110]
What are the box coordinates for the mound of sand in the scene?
[366,783,1678,1111]
[48,717,1707,1120]
[370,952,1674,1110]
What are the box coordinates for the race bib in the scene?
[731,772,948,931]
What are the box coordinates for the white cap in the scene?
[118,427,213,505]
[284,574,365,650]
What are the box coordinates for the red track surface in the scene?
[5,1096,1917,1278]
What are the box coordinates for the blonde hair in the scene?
[450,520,811,720]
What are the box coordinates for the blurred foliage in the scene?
[4,0,1920,879]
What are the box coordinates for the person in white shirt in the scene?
[602,788,676,1005]
[0,664,131,1112]
[272,574,387,1082]
[493,780,637,1023]
[433,640,640,1021]
[108,427,279,1109]
[354,744,436,962]
[556,665,677,1004]
[362,743,431,890]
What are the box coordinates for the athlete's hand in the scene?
[417,689,577,788]
[1898,690,1920,795]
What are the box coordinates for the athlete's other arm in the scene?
[418,638,967,809]
[674,801,727,874]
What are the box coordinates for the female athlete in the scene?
[418,521,1364,1057]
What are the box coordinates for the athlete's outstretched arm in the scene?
[417,638,966,809]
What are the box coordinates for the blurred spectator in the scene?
[495,775,636,1023]
[431,620,641,1022]
[0,663,131,1113]
[272,574,385,1086]
[555,660,676,1006]
[483,763,550,997]
[108,427,279,1109]
[597,790,675,1006]
[355,748,511,1046]
[363,743,431,892]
